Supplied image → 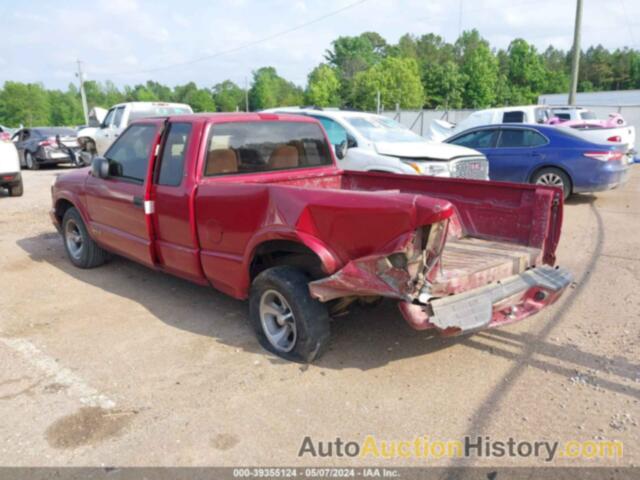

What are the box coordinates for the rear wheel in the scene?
[25,151,39,170]
[249,266,330,362]
[62,207,108,268]
[9,179,23,197]
[532,167,571,200]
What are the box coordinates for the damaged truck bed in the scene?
[51,112,572,361]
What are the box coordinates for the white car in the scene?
[0,132,22,196]
[266,108,489,179]
[77,101,193,162]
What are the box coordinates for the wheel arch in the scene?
[529,164,574,193]
[248,239,328,282]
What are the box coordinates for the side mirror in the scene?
[335,140,348,160]
[347,135,357,148]
[91,156,110,179]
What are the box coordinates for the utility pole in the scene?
[245,77,249,112]
[376,90,381,114]
[458,0,463,38]
[568,0,583,105]
[76,60,89,125]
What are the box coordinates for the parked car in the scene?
[12,127,81,170]
[77,101,193,163]
[0,131,22,196]
[429,105,636,152]
[446,124,631,199]
[264,107,489,180]
[51,112,572,362]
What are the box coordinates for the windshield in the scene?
[580,110,597,120]
[346,116,424,143]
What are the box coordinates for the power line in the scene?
[99,0,372,78]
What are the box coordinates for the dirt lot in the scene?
[0,167,638,468]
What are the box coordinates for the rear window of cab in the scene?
[204,121,333,176]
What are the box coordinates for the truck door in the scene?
[85,122,161,267]
[149,121,205,283]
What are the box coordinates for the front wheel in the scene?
[62,207,108,268]
[249,266,330,363]
[532,167,571,200]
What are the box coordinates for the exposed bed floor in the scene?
[433,237,543,295]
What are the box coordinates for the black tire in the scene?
[9,180,23,197]
[249,266,330,363]
[531,167,571,200]
[62,207,108,268]
[25,151,39,170]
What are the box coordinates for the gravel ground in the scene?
[0,166,638,468]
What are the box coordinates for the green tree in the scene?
[422,60,464,108]
[48,89,84,126]
[581,45,614,91]
[248,67,303,110]
[541,46,570,94]
[0,82,50,127]
[172,82,216,111]
[212,80,245,112]
[325,32,386,103]
[456,30,498,108]
[350,57,424,110]
[503,39,548,104]
[124,84,158,101]
[305,64,341,107]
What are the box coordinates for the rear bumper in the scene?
[399,265,573,334]
[573,163,630,193]
[37,147,80,164]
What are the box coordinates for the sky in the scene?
[0,0,638,90]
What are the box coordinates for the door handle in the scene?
[132,196,144,208]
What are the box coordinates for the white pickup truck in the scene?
[77,101,192,163]
[428,105,636,152]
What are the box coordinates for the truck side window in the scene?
[105,124,157,182]
[101,108,115,128]
[113,107,125,128]
[502,111,525,123]
[157,123,192,186]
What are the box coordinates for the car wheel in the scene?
[9,179,23,197]
[62,207,108,268]
[25,151,39,170]
[249,266,330,363]
[532,167,571,200]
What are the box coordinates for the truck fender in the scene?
[238,230,342,298]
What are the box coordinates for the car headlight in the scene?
[403,160,451,177]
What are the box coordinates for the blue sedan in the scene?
[446,124,631,199]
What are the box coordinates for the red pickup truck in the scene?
[51,113,572,362]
